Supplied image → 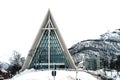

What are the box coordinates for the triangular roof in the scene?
[21,10,76,71]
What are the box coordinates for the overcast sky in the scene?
[0,0,120,62]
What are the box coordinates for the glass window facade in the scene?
[29,23,69,69]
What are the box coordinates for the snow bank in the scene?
[9,69,97,80]
[106,70,120,80]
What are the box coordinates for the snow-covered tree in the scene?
[9,51,25,75]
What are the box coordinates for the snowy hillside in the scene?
[106,70,120,80]
[69,29,120,69]
[8,69,98,80]
[0,61,9,70]
[101,29,120,41]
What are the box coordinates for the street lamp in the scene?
[75,68,78,80]
[52,64,56,80]
[52,70,56,80]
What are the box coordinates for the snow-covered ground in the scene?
[6,68,120,80]
[88,69,120,80]
[106,70,120,80]
[8,69,98,80]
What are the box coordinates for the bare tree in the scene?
[9,50,25,75]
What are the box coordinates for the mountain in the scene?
[0,61,9,70]
[69,29,120,69]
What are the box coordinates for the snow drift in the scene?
[9,69,97,80]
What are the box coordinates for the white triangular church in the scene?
[21,10,76,70]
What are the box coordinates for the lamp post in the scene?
[52,64,56,80]
[75,68,78,80]
[52,70,56,80]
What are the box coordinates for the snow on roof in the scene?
[10,69,97,80]
[0,68,7,73]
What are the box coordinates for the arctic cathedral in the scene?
[21,10,76,70]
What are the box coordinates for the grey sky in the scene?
[0,0,120,62]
